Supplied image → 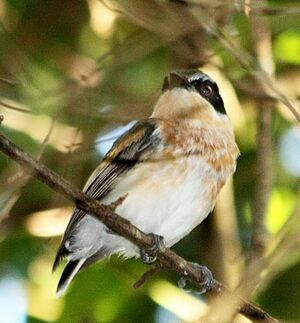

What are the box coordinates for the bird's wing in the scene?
[53,119,163,269]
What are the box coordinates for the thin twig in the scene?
[110,194,128,211]
[0,121,277,322]
[233,79,277,102]
[0,113,56,222]
[0,77,20,87]
[0,100,32,114]
[212,25,300,123]
[133,264,162,289]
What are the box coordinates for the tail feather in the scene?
[80,250,107,271]
[54,250,107,296]
[56,258,86,297]
[52,245,68,273]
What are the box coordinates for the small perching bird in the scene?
[53,70,239,296]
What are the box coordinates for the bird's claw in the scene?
[178,276,188,289]
[140,233,165,264]
[178,263,213,295]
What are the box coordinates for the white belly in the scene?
[91,156,223,257]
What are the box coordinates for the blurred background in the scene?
[0,0,300,322]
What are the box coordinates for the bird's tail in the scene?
[55,250,107,297]
[56,258,87,297]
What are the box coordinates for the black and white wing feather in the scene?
[53,119,162,270]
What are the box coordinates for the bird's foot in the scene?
[178,262,213,295]
[140,233,165,264]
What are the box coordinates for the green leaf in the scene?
[274,30,300,65]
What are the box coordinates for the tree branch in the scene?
[249,3,273,262]
[0,125,277,322]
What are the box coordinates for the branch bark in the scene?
[0,126,277,322]
[250,104,272,260]
[249,3,273,262]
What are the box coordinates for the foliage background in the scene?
[0,0,300,322]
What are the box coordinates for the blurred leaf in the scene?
[274,30,300,65]
[266,188,297,234]
[259,260,300,320]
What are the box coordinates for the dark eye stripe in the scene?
[191,80,226,115]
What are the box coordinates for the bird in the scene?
[53,69,240,296]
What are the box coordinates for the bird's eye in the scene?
[199,83,213,97]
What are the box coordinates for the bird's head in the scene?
[152,70,228,126]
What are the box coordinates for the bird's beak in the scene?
[162,71,190,92]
